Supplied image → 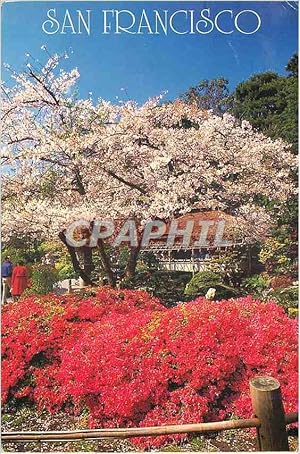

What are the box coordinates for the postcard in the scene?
[1,1,298,452]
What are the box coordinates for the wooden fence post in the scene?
[250,376,289,451]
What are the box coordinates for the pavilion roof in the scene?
[144,210,242,250]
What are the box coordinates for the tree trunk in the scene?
[82,247,94,283]
[58,231,96,286]
[125,245,141,280]
[247,245,252,276]
[98,240,116,287]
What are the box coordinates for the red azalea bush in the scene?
[2,288,298,448]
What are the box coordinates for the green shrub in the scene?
[27,264,59,295]
[1,244,42,266]
[206,249,248,286]
[90,248,159,282]
[271,284,298,318]
[39,241,77,281]
[184,271,239,299]
[241,273,271,298]
[121,271,191,306]
[259,229,296,276]
[136,252,160,272]
[55,259,76,281]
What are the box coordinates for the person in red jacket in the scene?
[11,261,29,300]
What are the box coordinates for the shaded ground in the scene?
[2,406,298,452]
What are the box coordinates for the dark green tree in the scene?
[232,55,298,276]
[286,53,298,77]
[180,78,232,115]
[232,54,298,150]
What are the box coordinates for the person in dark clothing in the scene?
[1,256,13,303]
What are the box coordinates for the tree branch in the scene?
[106,169,146,194]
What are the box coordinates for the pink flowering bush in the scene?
[2,288,298,448]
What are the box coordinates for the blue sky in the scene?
[2,1,298,103]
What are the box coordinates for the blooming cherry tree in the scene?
[1,52,296,284]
